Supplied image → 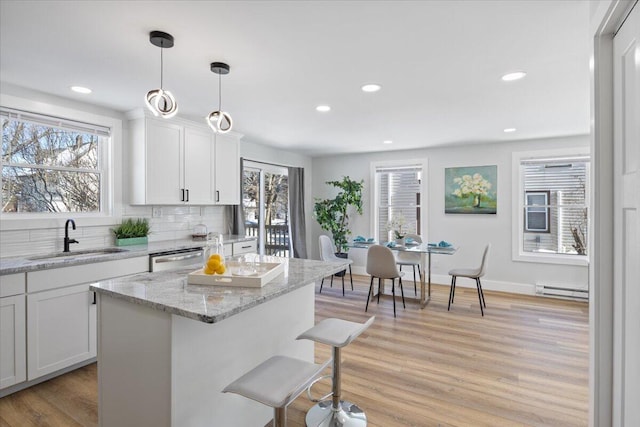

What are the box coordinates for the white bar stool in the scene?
[297,316,375,427]
[223,355,330,427]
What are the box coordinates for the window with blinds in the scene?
[375,165,422,241]
[521,157,589,256]
[1,107,110,214]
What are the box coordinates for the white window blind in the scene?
[521,157,589,256]
[375,165,422,241]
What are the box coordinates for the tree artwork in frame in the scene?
[445,165,497,214]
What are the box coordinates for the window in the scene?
[524,191,550,232]
[1,108,110,215]
[372,162,425,241]
[513,150,590,264]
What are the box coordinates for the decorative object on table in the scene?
[187,260,284,287]
[353,236,376,245]
[144,31,178,118]
[445,165,497,214]
[202,234,225,274]
[387,212,409,244]
[206,62,233,134]
[112,218,150,246]
[314,176,364,254]
[192,224,209,241]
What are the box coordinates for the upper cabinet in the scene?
[127,110,241,205]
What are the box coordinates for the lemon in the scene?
[208,254,222,261]
[204,266,216,275]
[215,264,226,275]
[207,258,221,270]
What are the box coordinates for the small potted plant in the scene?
[113,218,151,246]
[387,213,407,245]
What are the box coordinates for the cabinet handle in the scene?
[181,188,185,202]
[216,190,220,202]
[186,189,189,202]
[92,292,97,305]
[241,245,252,249]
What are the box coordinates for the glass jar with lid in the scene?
[203,234,225,275]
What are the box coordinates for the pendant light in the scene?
[145,31,178,119]
[206,62,233,133]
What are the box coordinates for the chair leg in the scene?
[478,278,487,308]
[448,275,455,311]
[475,278,484,316]
[399,277,406,308]
[274,406,286,427]
[349,265,354,290]
[320,277,324,294]
[377,278,382,304]
[365,276,374,312]
[391,278,397,317]
[341,273,345,296]
[452,276,457,301]
[330,275,333,288]
[412,265,417,295]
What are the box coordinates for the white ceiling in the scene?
[0,0,590,157]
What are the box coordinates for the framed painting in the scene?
[445,165,497,214]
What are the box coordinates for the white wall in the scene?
[311,135,590,294]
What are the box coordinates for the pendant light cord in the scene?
[218,72,222,110]
[160,41,164,90]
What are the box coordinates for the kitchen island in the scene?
[90,256,348,427]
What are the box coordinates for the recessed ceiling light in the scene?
[316,105,331,112]
[504,128,517,133]
[362,84,382,93]
[501,71,527,82]
[383,140,393,144]
[71,86,92,94]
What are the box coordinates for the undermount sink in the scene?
[28,248,129,261]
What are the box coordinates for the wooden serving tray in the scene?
[187,261,284,288]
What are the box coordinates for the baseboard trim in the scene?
[350,266,535,295]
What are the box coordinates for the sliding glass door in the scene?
[242,161,289,256]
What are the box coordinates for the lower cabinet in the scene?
[26,284,96,380]
[0,294,27,389]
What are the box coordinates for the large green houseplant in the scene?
[314,176,364,254]
[112,218,151,246]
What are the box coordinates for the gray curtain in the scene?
[225,158,245,236]
[288,166,307,258]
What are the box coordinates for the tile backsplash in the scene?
[0,205,226,258]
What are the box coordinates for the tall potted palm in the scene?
[314,176,364,254]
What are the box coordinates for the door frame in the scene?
[590,1,637,425]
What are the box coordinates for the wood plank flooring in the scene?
[0,276,589,427]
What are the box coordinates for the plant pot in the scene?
[334,252,348,277]
[115,236,148,246]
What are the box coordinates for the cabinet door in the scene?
[0,295,26,389]
[184,127,215,204]
[27,284,96,380]
[214,133,240,204]
[146,119,183,204]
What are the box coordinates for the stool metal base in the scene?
[305,400,367,427]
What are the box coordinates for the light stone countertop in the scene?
[90,257,350,324]
[0,235,255,275]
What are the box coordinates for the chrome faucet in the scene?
[63,219,79,252]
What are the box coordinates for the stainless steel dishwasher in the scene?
[149,247,203,272]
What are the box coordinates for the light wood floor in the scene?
[0,276,589,427]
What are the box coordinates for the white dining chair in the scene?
[448,244,491,316]
[395,233,422,295]
[318,234,353,295]
[366,244,406,317]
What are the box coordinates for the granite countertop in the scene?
[0,235,256,275]
[90,257,349,324]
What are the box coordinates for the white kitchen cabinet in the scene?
[233,240,257,255]
[128,110,241,206]
[129,114,215,205]
[26,283,96,380]
[214,133,240,205]
[0,294,26,389]
[0,273,27,390]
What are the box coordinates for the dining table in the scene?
[350,241,458,308]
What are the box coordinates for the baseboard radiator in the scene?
[535,283,589,300]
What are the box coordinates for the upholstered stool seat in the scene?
[223,355,329,427]
[297,316,375,427]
